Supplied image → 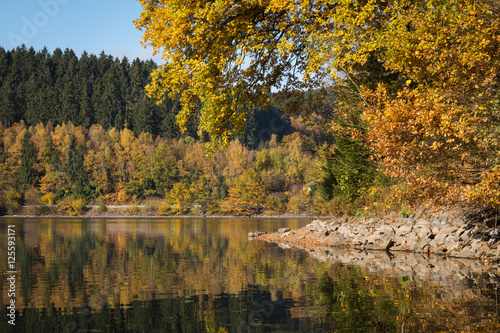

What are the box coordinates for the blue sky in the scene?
[0,0,161,62]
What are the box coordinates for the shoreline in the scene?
[0,213,327,220]
[253,208,500,262]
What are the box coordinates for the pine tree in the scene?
[318,134,377,203]
[18,131,38,192]
[0,77,17,126]
[42,135,60,168]
[67,135,94,198]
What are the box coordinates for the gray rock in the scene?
[470,240,482,252]
[368,217,381,223]
[278,227,291,234]
[365,236,394,250]
[396,224,413,236]
[328,223,340,232]
[316,229,330,238]
[459,229,472,242]
[397,217,413,224]
[434,233,448,246]
[437,226,458,235]
[337,225,354,238]
[455,246,475,259]
[415,218,431,226]
[452,218,466,226]
[377,225,396,236]
[409,240,420,252]
[414,225,432,238]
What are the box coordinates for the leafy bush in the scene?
[127,204,140,215]
[97,198,107,213]
[39,192,56,206]
[157,201,172,215]
[59,197,86,216]
[263,193,287,215]
[24,186,41,206]
[6,189,22,214]
[286,192,311,215]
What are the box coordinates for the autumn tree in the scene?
[137,0,500,209]
[135,0,340,146]
[360,1,500,207]
[221,169,266,215]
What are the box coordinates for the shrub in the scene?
[69,198,86,216]
[39,192,56,206]
[127,204,140,215]
[6,189,22,214]
[117,189,131,204]
[286,192,311,215]
[157,201,172,215]
[59,197,86,216]
[24,186,41,206]
[263,193,287,215]
[97,199,107,213]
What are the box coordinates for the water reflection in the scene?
[1,218,499,332]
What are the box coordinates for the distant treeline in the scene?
[0,121,325,216]
[0,46,294,147]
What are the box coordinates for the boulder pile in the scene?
[253,210,500,261]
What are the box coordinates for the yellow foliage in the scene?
[39,192,56,206]
[166,182,192,215]
[59,197,86,216]
[136,0,500,209]
[127,204,140,215]
[157,201,172,216]
[221,169,266,215]
[116,189,131,205]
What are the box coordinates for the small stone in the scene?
[337,225,353,238]
[437,226,458,235]
[434,233,448,246]
[459,229,472,242]
[278,228,291,234]
[414,225,432,238]
[316,229,330,238]
[364,236,394,250]
[396,225,413,237]
[455,246,475,259]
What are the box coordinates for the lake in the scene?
[1,217,499,332]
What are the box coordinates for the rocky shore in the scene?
[251,209,500,262]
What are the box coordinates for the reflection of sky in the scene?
[0,0,161,62]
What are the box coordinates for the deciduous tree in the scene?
[137,0,500,208]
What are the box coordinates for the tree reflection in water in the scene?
[0,218,499,332]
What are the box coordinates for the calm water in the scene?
[1,218,499,333]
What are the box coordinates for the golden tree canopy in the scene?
[136,0,500,207]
